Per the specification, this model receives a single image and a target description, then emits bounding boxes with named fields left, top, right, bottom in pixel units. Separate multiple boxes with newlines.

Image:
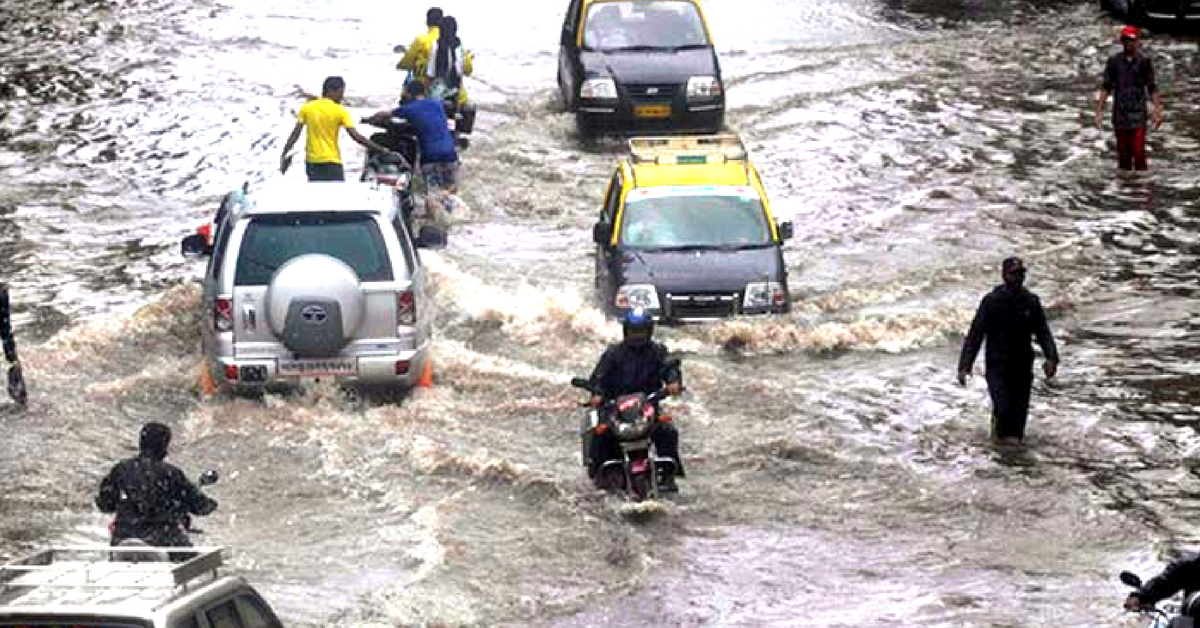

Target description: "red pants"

left=1114, top=127, right=1147, bottom=171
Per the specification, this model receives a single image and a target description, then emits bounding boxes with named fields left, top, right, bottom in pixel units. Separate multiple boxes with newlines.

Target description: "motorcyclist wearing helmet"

left=587, top=307, right=685, bottom=490
left=96, top=422, right=217, bottom=548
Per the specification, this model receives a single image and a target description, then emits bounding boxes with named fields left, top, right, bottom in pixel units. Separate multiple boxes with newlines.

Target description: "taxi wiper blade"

left=604, top=45, right=674, bottom=52
left=642, top=244, right=715, bottom=252
left=715, top=243, right=773, bottom=251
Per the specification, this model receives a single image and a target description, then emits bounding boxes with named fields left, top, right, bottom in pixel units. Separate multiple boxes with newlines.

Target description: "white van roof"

left=0, top=546, right=226, bottom=616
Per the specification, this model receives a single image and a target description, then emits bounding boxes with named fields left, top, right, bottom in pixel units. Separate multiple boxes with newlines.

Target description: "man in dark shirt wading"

left=958, top=257, right=1059, bottom=444
left=1094, top=25, right=1162, bottom=172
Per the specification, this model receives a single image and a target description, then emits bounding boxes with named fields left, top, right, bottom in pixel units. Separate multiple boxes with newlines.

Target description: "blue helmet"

left=622, top=307, right=654, bottom=344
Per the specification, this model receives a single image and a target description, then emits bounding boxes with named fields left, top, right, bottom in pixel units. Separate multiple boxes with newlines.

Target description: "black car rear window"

left=234, top=213, right=393, bottom=286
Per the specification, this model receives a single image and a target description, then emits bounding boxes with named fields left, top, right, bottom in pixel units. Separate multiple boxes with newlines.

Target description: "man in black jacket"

left=958, top=257, right=1059, bottom=444
left=1126, top=554, right=1200, bottom=612
left=96, top=422, right=217, bottom=548
left=588, top=308, right=684, bottom=489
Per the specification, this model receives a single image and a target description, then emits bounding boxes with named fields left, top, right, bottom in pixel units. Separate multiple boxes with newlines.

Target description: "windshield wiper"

left=716, top=243, right=773, bottom=251
left=604, top=45, right=675, bottom=52
left=642, top=243, right=771, bottom=252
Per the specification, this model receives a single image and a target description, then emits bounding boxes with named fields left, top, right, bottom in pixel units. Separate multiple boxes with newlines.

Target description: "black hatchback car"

left=1103, top=0, right=1200, bottom=22
left=557, top=0, right=725, bottom=138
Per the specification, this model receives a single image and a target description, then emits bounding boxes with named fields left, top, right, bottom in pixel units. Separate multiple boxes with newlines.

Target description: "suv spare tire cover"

left=265, top=254, right=365, bottom=358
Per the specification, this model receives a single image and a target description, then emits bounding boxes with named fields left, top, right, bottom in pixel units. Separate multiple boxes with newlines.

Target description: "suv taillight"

left=397, top=291, right=416, bottom=326
left=214, top=297, right=233, bottom=332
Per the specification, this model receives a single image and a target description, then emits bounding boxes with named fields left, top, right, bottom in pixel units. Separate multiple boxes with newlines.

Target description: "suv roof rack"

left=628, top=134, right=748, bottom=166
left=0, top=546, right=225, bottom=611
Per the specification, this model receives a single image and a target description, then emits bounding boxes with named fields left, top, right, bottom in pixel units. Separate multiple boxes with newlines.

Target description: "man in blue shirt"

left=370, top=80, right=459, bottom=191
left=369, top=80, right=460, bottom=226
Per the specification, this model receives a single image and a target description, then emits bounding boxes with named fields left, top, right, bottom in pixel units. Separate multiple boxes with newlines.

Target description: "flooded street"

left=3, top=0, right=1200, bottom=626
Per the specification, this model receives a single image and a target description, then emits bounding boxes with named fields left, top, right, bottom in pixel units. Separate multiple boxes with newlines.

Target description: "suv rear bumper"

left=212, top=347, right=429, bottom=390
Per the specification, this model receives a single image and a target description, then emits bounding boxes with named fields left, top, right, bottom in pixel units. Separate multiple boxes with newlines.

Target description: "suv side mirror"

left=592, top=222, right=612, bottom=246
left=416, top=225, right=447, bottom=249
left=181, top=233, right=212, bottom=257
left=778, top=221, right=794, bottom=241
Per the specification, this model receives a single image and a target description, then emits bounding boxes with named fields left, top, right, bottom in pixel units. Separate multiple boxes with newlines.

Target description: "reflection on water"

left=2, top=0, right=1200, bottom=626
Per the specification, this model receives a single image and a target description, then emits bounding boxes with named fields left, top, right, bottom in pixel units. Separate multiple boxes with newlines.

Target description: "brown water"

left=3, top=0, right=1200, bottom=626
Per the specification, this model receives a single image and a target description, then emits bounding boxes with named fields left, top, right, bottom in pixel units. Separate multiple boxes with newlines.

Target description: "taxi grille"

left=665, top=293, right=738, bottom=320
left=628, top=84, right=678, bottom=100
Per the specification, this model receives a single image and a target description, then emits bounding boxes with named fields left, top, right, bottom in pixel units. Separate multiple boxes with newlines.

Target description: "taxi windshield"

left=582, top=1, right=709, bottom=51
left=619, top=190, right=771, bottom=249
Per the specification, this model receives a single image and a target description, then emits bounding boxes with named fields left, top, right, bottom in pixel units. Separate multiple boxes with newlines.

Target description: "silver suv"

left=180, top=181, right=440, bottom=393
left=0, top=546, right=284, bottom=628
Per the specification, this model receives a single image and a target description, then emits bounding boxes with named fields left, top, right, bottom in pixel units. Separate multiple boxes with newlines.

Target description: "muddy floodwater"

left=3, top=0, right=1200, bottom=626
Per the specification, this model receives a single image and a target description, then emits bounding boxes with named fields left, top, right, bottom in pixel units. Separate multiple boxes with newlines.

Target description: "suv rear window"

left=233, top=213, right=394, bottom=285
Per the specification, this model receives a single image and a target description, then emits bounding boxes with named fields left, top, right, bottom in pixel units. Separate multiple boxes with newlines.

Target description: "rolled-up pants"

left=1115, top=126, right=1147, bottom=171
left=985, top=365, right=1034, bottom=440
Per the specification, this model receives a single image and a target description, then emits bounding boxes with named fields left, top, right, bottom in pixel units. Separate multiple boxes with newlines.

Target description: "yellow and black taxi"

left=557, top=0, right=724, bottom=138
left=592, top=135, right=793, bottom=323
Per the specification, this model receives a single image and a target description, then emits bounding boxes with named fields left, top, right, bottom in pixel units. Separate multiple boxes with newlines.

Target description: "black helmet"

left=138, top=422, right=171, bottom=460
left=621, top=307, right=654, bottom=347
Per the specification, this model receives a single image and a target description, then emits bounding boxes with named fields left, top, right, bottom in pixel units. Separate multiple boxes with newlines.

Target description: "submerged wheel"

left=629, top=473, right=651, bottom=501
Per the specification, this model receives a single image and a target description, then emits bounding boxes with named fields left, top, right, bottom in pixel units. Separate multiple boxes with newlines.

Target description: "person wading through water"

left=958, top=257, right=1060, bottom=445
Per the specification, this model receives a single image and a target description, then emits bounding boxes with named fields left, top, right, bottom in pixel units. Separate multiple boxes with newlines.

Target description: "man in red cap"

left=1094, top=25, right=1162, bottom=172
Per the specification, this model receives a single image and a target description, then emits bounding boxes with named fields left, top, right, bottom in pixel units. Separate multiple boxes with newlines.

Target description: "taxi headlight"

left=616, top=284, right=660, bottom=310
left=581, top=78, right=618, bottom=100
left=744, top=282, right=786, bottom=309
left=686, top=76, right=722, bottom=100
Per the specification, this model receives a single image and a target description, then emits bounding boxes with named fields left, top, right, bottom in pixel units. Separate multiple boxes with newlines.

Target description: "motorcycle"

left=1121, top=569, right=1200, bottom=628
left=358, top=117, right=418, bottom=231
left=109, top=469, right=219, bottom=563
left=570, top=364, right=681, bottom=501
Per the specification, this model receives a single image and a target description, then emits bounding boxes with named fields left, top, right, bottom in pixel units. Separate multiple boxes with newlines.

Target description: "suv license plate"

left=633, top=104, right=671, bottom=118
left=278, top=358, right=356, bottom=377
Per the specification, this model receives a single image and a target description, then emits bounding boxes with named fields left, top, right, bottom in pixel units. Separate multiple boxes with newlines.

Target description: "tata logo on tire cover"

left=301, top=305, right=328, bottom=324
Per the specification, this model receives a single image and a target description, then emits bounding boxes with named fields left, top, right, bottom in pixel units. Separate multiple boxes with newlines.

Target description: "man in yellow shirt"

left=279, top=76, right=391, bottom=181
left=396, top=7, right=442, bottom=83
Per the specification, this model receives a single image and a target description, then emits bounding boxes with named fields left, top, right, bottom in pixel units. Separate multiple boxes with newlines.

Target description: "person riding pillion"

left=397, top=7, right=443, bottom=81
left=425, top=15, right=473, bottom=108
left=96, top=422, right=217, bottom=548
left=587, top=307, right=685, bottom=489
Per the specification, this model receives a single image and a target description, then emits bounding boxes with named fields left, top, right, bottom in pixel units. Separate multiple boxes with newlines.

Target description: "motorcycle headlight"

left=743, top=282, right=786, bottom=309
left=616, top=415, right=652, bottom=440
left=580, top=78, right=618, bottom=100
left=686, top=76, right=722, bottom=100
left=615, top=284, right=660, bottom=310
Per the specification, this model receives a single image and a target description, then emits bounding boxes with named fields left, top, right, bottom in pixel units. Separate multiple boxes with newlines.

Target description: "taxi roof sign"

left=628, top=135, right=748, bottom=166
